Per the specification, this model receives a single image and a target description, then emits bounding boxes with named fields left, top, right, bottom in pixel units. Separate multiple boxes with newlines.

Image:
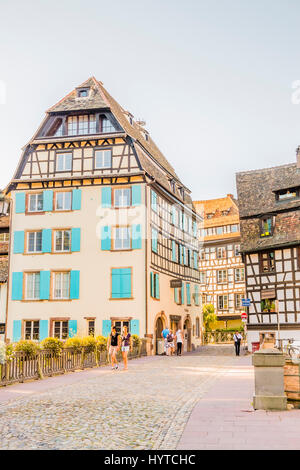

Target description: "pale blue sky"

left=1, top=0, right=300, bottom=199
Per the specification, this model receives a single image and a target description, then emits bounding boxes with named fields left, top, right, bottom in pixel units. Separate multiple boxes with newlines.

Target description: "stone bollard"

left=252, top=348, right=287, bottom=410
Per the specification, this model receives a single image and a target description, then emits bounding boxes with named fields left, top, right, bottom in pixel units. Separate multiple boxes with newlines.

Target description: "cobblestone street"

left=0, top=345, right=238, bottom=450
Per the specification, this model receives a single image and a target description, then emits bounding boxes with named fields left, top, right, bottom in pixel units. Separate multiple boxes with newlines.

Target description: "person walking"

left=175, top=326, right=183, bottom=356
left=167, top=329, right=175, bottom=355
left=161, top=326, right=170, bottom=355
left=107, top=326, right=121, bottom=370
left=233, top=331, right=243, bottom=356
left=121, top=325, right=132, bottom=371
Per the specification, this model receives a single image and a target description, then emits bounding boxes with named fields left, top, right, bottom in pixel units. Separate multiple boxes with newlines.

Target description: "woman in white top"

left=175, top=327, right=183, bottom=356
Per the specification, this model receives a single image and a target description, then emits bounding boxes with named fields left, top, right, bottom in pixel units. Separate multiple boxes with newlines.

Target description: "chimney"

left=296, top=146, right=300, bottom=168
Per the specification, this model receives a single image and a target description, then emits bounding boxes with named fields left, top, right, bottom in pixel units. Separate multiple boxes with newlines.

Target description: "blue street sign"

left=242, top=298, right=251, bottom=307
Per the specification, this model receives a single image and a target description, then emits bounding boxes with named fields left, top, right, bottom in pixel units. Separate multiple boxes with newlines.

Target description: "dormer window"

left=77, top=87, right=89, bottom=98
left=170, top=180, right=176, bottom=193
left=276, top=187, right=299, bottom=201
left=207, top=213, right=214, bottom=219
left=129, top=117, right=133, bottom=125
left=179, top=187, right=185, bottom=199
left=67, top=115, right=96, bottom=135
left=145, top=133, right=149, bottom=142
left=102, top=117, right=116, bottom=133
left=260, top=216, right=273, bottom=237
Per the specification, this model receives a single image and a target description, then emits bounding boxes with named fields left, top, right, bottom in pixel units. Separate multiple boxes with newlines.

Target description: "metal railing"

left=203, top=331, right=244, bottom=344
left=0, top=341, right=147, bottom=386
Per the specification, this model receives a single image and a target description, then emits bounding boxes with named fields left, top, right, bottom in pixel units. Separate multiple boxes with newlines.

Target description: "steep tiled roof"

left=48, top=77, right=182, bottom=185
left=236, top=163, right=300, bottom=218
left=193, top=195, right=239, bottom=228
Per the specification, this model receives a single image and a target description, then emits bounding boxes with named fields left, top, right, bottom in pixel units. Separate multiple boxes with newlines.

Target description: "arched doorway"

left=183, top=316, right=192, bottom=352
left=154, top=313, right=166, bottom=355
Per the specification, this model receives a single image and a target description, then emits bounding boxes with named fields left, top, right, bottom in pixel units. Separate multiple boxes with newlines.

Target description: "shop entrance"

left=183, top=317, right=192, bottom=352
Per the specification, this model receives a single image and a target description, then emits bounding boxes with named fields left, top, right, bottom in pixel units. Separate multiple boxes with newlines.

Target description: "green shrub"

left=40, top=337, right=63, bottom=356
left=131, top=334, right=140, bottom=349
left=6, top=344, right=14, bottom=360
left=95, top=335, right=107, bottom=352
left=81, top=336, right=97, bottom=353
left=64, top=337, right=83, bottom=352
left=14, top=340, right=40, bottom=357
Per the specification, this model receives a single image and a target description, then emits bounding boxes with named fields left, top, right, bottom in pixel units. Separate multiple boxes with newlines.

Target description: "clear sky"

left=1, top=0, right=300, bottom=200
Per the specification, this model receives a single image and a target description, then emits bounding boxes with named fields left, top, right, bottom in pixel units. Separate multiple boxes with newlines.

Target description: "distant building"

left=236, top=153, right=300, bottom=351
left=194, top=195, right=244, bottom=330
left=6, top=77, right=202, bottom=352
left=0, top=193, right=10, bottom=341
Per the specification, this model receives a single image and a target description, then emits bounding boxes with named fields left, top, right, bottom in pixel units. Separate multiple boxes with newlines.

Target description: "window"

left=261, top=298, right=276, bottom=313
left=25, top=273, right=40, bottom=300
left=114, top=227, right=131, bottom=250
left=0, top=233, right=9, bottom=242
left=261, top=216, right=273, bottom=237
left=113, top=320, right=129, bottom=335
left=200, top=250, right=205, bottom=260
left=102, top=117, right=116, bottom=133
left=67, top=115, right=97, bottom=135
left=78, top=89, right=88, bottom=98
left=218, top=295, right=228, bottom=310
left=55, top=191, right=72, bottom=211
left=54, top=321, right=69, bottom=340
left=55, top=230, right=71, bottom=252
left=277, top=188, right=298, bottom=201
left=28, top=193, right=43, bottom=213
left=88, top=320, right=95, bottom=336
left=152, top=228, right=158, bottom=253
left=216, top=227, right=223, bottom=235
left=231, top=224, right=239, bottom=233
left=260, top=251, right=275, bottom=273
left=27, top=231, right=42, bottom=253
left=114, top=188, right=131, bottom=208
left=170, top=180, right=176, bottom=193
left=235, top=268, right=245, bottom=282
left=196, top=318, right=200, bottom=337
left=235, top=294, right=243, bottom=309
left=95, top=149, right=112, bottom=169
left=151, top=190, right=158, bottom=213
left=217, top=246, right=226, bottom=259
left=25, top=320, right=40, bottom=340
left=199, top=271, right=206, bottom=284
left=56, top=153, right=72, bottom=172
left=234, top=245, right=240, bottom=256
left=53, top=272, right=70, bottom=299
left=217, top=270, right=227, bottom=283
left=150, top=272, right=160, bottom=299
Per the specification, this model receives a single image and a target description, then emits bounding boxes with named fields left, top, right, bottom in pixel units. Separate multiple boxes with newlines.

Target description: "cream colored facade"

left=6, top=77, right=202, bottom=352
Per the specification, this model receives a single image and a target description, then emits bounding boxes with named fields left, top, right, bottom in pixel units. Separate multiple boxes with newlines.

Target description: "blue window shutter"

left=172, top=240, right=176, bottom=262
left=102, top=320, right=111, bottom=337
left=13, top=231, right=25, bottom=254
left=186, top=283, right=191, bottom=305
left=171, top=206, right=176, bottom=225
left=152, top=228, right=158, bottom=253
left=43, top=190, right=53, bottom=212
left=72, top=189, right=82, bottom=210
left=193, top=221, right=197, bottom=238
left=181, top=282, right=185, bottom=305
left=132, top=185, right=142, bottom=206
left=69, top=320, right=77, bottom=338
left=15, top=192, right=25, bottom=213
left=150, top=271, right=154, bottom=297
left=71, top=228, right=81, bottom=252
left=194, top=251, right=198, bottom=269
left=121, top=268, right=132, bottom=298
left=39, top=320, right=49, bottom=340
left=130, top=319, right=140, bottom=336
left=12, top=272, right=23, bottom=300
left=179, top=245, right=183, bottom=264
left=101, top=226, right=111, bottom=250
left=183, top=246, right=187, bottom=265
left=112, top=269, right=121, bottom=298
left=40, top=271, right=50, bottom=300
left=70, top=271, right=80, bottom=299
left=12, top=320, right=22, bottom=342
left=132, top=224, right=142, bottom=249
left=42, top=229, right=52, bottom=253
left=101, top=187, right=111, bottom=208
left=155, top=274, right=160, bottom=299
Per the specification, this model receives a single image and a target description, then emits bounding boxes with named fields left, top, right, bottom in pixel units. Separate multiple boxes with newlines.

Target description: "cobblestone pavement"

left=0, top=345, right=240, bottom=450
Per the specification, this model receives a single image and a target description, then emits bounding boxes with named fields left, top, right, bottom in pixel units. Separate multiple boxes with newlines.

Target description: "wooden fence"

left=0, top=341, right=147, bottom=386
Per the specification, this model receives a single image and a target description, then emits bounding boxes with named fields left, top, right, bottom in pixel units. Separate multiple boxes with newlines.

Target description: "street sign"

left=241, top=312, right=247, bottom=320
left=242, top=298, right=251, bottom=307
left=170, top=279, right=182, bottom=288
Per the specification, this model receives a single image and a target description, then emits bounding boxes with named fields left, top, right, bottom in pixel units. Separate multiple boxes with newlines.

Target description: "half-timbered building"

left=194, top=195, right=244, bottom=329
left=236, top=157, right=300, bottom=351
left=6, top=77, right=202, bottom=353
left=0, top=193, right=10, bottom=341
